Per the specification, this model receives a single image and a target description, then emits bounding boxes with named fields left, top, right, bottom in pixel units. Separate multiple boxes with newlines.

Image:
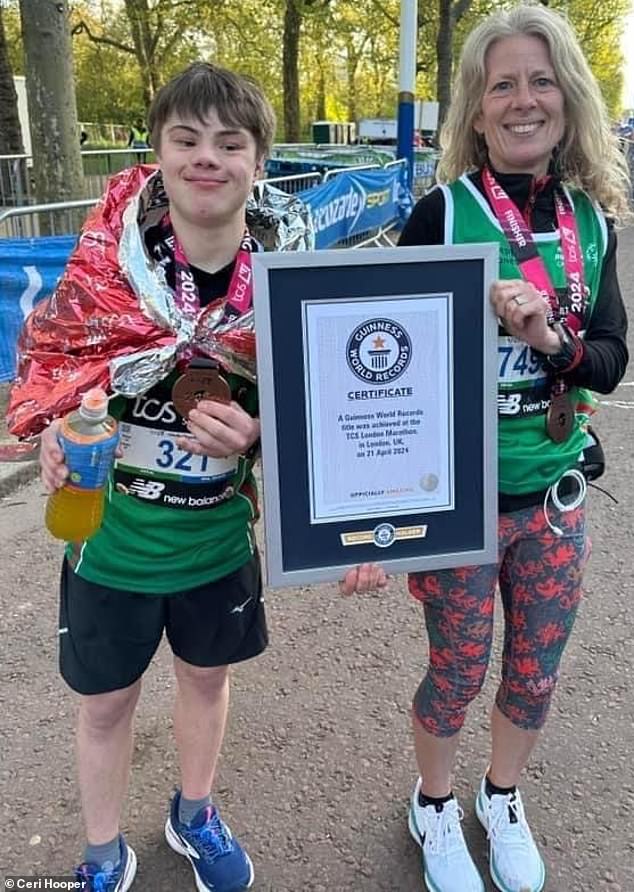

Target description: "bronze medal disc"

left=172, top=368, right=232, bottom=417
left=546, top=390, right=574, bottom=443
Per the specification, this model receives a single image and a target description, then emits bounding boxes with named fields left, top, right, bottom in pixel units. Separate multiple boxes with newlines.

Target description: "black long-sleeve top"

left=398, top=169, right=629, bottom=394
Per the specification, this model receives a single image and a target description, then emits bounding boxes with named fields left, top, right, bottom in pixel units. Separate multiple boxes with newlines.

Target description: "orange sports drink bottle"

left=45, top=388, right=120, bottom=541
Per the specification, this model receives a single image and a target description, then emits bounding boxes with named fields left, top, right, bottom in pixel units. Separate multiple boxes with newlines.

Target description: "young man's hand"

left=176, top=399, right=260, bottom=458
left=40, top=420, right=68, bottom=493
left=339, top=562, right=388, bottom=596
left=39, top=418, right=124, bottom=492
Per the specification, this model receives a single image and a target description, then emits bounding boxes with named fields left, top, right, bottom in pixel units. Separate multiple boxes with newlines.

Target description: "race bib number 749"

left=498, top=336, right=546, bottom=384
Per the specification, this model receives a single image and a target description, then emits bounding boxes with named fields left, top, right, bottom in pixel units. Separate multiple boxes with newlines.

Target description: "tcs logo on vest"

left=131, top=396, right=179, bottom=426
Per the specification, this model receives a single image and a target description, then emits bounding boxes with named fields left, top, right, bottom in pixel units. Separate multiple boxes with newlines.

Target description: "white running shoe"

left=475, top=777, right=546, bottom=892
left=408, top=778, right=485, bottom=892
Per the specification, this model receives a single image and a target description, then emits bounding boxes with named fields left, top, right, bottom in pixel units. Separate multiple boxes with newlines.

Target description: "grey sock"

left=179, top=793, right=212, bottom=826
left=83, top=835, right=121, bottom=869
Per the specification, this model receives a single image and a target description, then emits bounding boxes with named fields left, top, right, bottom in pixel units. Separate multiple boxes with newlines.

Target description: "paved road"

left=2, top=229, right=633, bottom=891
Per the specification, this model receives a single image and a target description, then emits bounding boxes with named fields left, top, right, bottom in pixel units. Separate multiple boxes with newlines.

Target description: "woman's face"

left=474, top=34, right=565, bottom=177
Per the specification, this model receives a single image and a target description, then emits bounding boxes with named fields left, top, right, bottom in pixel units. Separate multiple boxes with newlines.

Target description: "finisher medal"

left=172, top=365, right=232, bottom=418
left=546, top=389, right=574, bottom=443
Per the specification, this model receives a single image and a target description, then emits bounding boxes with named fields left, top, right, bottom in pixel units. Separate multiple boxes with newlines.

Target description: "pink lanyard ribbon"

left=162, top=214, right=253, bottom=323
left=482, top=167, right=586, bottom=332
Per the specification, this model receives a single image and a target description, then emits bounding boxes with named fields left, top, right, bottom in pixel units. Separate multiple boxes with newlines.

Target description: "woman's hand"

left=490, top=279, right=560, bottom=354
left=40, top=420, right=68, bottom=493
left=339, top=562, right=388, bottom=596
left=175, top=399, right=260, bottom=458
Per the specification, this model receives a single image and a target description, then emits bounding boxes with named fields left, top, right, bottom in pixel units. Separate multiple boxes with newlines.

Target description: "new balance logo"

left=498, top=393, right=522, bottom=416
left=128, top=479, right=166, bottom=500
left=230, top=597, right=252, bottom=614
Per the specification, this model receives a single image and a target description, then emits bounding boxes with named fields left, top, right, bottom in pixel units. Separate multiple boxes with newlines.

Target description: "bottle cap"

left=79, top=387, right=109, bottom=421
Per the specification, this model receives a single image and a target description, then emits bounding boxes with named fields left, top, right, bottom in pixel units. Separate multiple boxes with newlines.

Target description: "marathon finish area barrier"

left=0, top=167, right=413, bottom=381
left=298, top=165, right=411, bottom=250
left=0, top=235, right=76, bottom=381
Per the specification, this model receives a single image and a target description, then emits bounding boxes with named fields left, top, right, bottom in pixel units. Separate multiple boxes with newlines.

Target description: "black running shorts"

left=58, top=552, right=267, bottom=695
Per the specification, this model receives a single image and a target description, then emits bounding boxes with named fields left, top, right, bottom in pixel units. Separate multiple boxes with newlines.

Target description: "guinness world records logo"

left=373, top=523, right=396, bottom=547
left=346, top=318, right=412, bottom=383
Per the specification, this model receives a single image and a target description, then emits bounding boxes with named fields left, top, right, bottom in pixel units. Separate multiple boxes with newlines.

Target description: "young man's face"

left=155, top=108, right=263, bottom=229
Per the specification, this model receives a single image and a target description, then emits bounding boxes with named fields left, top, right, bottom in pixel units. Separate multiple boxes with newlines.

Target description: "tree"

left=201, top=0, right=285, bottom=140
left=326, top=2, right=372, bottom=123
left=73, top=35, right=144, bottom=126
left=283, top=0, right=302, bottom=141
left=360, top=0, right=438, bottom=119
left=0, top=5, right=23, bottom=156
left=7, top=0, right=629, bottom=165
left=71, top=0, right=223, bottom=111
left=0, top=4, right=25, bottom=205
left=554, top=0, right=629, bottom=118
left=282, top=0, right=333, bottom=141
left=435, top=0, right=472, bottom=135
left=19, top=0, right=84, bottom=221
left=72, top=0, right=160, bottom=108
left=0, top=2, right=23, bottom=74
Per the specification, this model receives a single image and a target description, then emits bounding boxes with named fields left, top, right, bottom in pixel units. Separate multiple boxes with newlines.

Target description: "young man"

left=9, top=62, right=385, bottom=892
left=10, top=61, right=275, bottom=892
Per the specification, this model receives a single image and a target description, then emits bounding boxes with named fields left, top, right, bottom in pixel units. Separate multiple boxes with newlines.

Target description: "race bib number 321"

left=113, top=422, right=239, bottom=510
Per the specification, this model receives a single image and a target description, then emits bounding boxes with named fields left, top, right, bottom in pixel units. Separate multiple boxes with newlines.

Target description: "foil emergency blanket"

left=8, top=165, right=313, bottom=438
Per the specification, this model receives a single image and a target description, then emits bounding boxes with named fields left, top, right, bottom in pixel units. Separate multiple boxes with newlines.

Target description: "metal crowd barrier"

left=323, top=162, right=381, bottom=181
left=333, top=223, right=398, bottom=249
left=0, top=155, right=29, bottom=208
left=0, top=149, right=155, bottom=208
left=0, top=158, right=416, bottom=240
left=0, top=144, right=439, bottom=231
left=264, top=171, right=321, bottom=194
left=0, top=199, right=97, bottom=238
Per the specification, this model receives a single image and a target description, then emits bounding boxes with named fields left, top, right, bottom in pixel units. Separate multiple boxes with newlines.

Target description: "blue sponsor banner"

left=0, top=236, right=75, bottom=382
left=298, top=167, right=411, bottom=250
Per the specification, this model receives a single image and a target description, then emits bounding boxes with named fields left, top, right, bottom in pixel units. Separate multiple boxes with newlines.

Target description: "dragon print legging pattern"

left=409, top=502, right=588, bottom=736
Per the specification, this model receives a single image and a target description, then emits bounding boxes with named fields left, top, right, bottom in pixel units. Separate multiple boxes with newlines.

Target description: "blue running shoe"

left=165, top=790, right=254, bottom=892
left=75, top=835, right=137, bottom=892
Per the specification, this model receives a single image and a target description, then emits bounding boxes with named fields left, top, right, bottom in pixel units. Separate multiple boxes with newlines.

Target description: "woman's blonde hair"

left=437, top=3, right=632, bottom=222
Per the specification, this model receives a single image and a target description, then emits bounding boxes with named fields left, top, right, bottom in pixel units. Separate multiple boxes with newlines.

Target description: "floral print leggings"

left=408, top=502, right=588, bottom=737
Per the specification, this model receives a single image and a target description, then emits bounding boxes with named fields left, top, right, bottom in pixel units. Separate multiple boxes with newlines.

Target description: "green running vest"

left=442, top=175, right=607, bottom=495
left=65, top=371, right=258, bottom=595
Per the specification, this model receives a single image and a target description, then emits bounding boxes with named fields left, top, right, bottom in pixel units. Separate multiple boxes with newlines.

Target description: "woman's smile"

left=474, top=34, right=565, bottom=177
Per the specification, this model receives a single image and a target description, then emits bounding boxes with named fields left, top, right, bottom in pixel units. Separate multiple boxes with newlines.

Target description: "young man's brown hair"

left=148, top=62, right=276, bottom=160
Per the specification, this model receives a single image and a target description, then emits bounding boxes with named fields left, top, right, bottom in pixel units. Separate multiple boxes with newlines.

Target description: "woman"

left=398, top=5, right=630, bottom=892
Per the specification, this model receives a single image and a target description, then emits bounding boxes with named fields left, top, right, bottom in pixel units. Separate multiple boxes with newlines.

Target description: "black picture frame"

left=252, top=244, right=499, bottom=587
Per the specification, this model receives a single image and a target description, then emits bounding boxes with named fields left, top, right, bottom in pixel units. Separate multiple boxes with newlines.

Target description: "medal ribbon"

left=161, top=214, right=253, bottom=322
left=482, top=167, right=583, bottom=439
left=482, top=166, right=586, bottom=333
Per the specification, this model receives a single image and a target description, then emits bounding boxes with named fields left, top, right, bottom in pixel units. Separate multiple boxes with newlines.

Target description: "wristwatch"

left=242, top=437, right=261, bottom=463
left=545, top=321, right=580, bottom=372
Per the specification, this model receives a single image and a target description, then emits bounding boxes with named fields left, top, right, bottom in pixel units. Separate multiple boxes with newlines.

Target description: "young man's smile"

left=156, top=109, right=262, bottom=228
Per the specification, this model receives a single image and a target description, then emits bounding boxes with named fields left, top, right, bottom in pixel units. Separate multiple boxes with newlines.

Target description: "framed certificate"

left=252, top=244, right=499, bottom=587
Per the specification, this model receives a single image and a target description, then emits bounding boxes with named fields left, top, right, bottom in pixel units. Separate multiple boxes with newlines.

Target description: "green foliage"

left=549, top=0, right=629, bottom=117
left=74, top=40, right=144, bottom=123
left=2, top=2, right=22, bottom=74
left=5, top=0, right=631, bottom=134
